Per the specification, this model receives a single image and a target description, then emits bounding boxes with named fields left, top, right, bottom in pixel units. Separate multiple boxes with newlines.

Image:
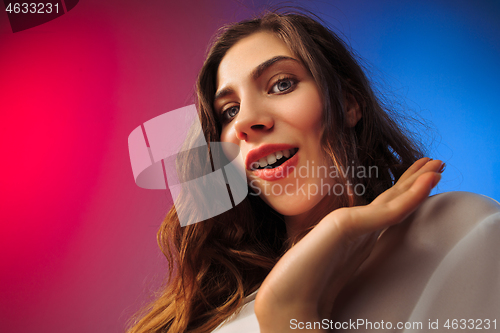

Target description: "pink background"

left=0, top=1, right=265, bottom=331
left=1, top=1, right=498, bottom=332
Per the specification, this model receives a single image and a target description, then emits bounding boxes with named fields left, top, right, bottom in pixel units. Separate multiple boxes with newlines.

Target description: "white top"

left=212, top=192, right=500, bottom=332
left=212, top=289, right=260, bottom=333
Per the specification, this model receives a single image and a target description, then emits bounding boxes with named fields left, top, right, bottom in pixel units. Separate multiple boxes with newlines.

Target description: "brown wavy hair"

left=127, top=10, right=424, bottom=333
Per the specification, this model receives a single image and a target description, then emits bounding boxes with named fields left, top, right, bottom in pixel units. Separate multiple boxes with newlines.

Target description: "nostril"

left=251, top=124, right=266, bottom=130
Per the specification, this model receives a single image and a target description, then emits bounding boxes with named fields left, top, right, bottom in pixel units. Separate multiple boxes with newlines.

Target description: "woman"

left=128, top=11, right=500, bottom=333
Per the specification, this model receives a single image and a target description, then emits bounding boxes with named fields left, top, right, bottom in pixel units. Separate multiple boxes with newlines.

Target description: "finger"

left=384, top=171, right=441, bottom=223
left=370, top=158, right=431, bottom=205
left=346, top=171, right=441, bottom=236
left=372, top=159, right=443, bottom=205
left=397, top=157, right=432, bottom=183
left=396, top=159, right=444, bottom=191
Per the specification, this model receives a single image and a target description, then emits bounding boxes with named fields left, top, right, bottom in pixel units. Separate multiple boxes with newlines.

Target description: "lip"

left=245, top=143, right=296, bottom=169
left=245, top=143, right=299, bottom=181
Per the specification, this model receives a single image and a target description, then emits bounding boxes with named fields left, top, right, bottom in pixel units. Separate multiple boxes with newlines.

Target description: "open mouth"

left=250, top=148, right=298, bottom=170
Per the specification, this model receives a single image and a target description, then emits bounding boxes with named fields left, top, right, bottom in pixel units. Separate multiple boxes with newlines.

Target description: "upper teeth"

left=255, top=149, right=296, bottom=169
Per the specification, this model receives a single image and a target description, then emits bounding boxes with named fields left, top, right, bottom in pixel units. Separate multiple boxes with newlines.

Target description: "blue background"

left=310, top=0, right=500, bottom=200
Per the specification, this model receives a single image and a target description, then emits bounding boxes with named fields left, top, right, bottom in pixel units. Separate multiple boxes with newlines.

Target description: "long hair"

left=128, top=10, right=423, bottom=333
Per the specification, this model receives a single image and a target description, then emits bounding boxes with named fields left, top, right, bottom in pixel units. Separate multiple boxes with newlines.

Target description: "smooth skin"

left=216, top=31, right=337, bottom=225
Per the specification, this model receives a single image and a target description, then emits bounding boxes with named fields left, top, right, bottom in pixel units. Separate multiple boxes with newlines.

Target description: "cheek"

left=220, top=126, right=236, bottom=144
left=286, top=86, right=323, bottom=133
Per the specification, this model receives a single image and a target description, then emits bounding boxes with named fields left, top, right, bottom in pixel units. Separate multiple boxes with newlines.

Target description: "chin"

left=259, top=193, right=327, bottom=217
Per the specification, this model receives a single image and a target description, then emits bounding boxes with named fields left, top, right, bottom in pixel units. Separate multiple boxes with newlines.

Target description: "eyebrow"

left=214, top=55, right=300, bottom=105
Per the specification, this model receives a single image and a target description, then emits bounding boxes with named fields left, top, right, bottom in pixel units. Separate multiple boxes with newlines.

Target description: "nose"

left=233, top=100, right=274, bottom=141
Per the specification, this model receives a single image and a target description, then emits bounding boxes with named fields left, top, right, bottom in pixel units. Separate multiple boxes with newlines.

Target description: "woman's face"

left=215, top=31, right=336, bottom=225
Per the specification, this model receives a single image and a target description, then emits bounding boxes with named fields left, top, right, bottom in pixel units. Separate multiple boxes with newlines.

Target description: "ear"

left=345, top=93, right=362, bottom=128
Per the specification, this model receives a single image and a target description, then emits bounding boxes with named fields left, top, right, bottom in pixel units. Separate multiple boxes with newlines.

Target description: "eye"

left=269, top=77, right=297, bottom=94
left=221, top=105, right=239, bottom=123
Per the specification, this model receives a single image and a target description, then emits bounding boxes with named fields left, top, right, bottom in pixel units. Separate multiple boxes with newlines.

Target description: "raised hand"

left=255, top=158, right=445, bottom=332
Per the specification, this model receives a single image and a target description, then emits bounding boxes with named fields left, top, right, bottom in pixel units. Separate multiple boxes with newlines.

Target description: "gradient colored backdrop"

left=1, top=1, right=499, bottom=332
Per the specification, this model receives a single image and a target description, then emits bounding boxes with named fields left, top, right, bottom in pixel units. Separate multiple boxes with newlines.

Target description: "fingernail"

left=439, top=162, right=446, bottom=173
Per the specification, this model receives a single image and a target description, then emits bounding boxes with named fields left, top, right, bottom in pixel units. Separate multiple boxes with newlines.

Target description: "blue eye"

left=277, top=80, right=292, bottom=91
left=222, top=105, right=239, bottom=122
left=270, top=77, right=297, bottom=94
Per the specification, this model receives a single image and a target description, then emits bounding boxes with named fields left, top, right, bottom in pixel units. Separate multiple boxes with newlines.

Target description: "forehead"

left=216, top=31, right=294, bottom=87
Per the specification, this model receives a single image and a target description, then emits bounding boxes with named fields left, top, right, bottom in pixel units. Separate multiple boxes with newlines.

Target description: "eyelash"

left=269, top=76, right=298, bottom=94
left=219, top=76, right=298, bottom=123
